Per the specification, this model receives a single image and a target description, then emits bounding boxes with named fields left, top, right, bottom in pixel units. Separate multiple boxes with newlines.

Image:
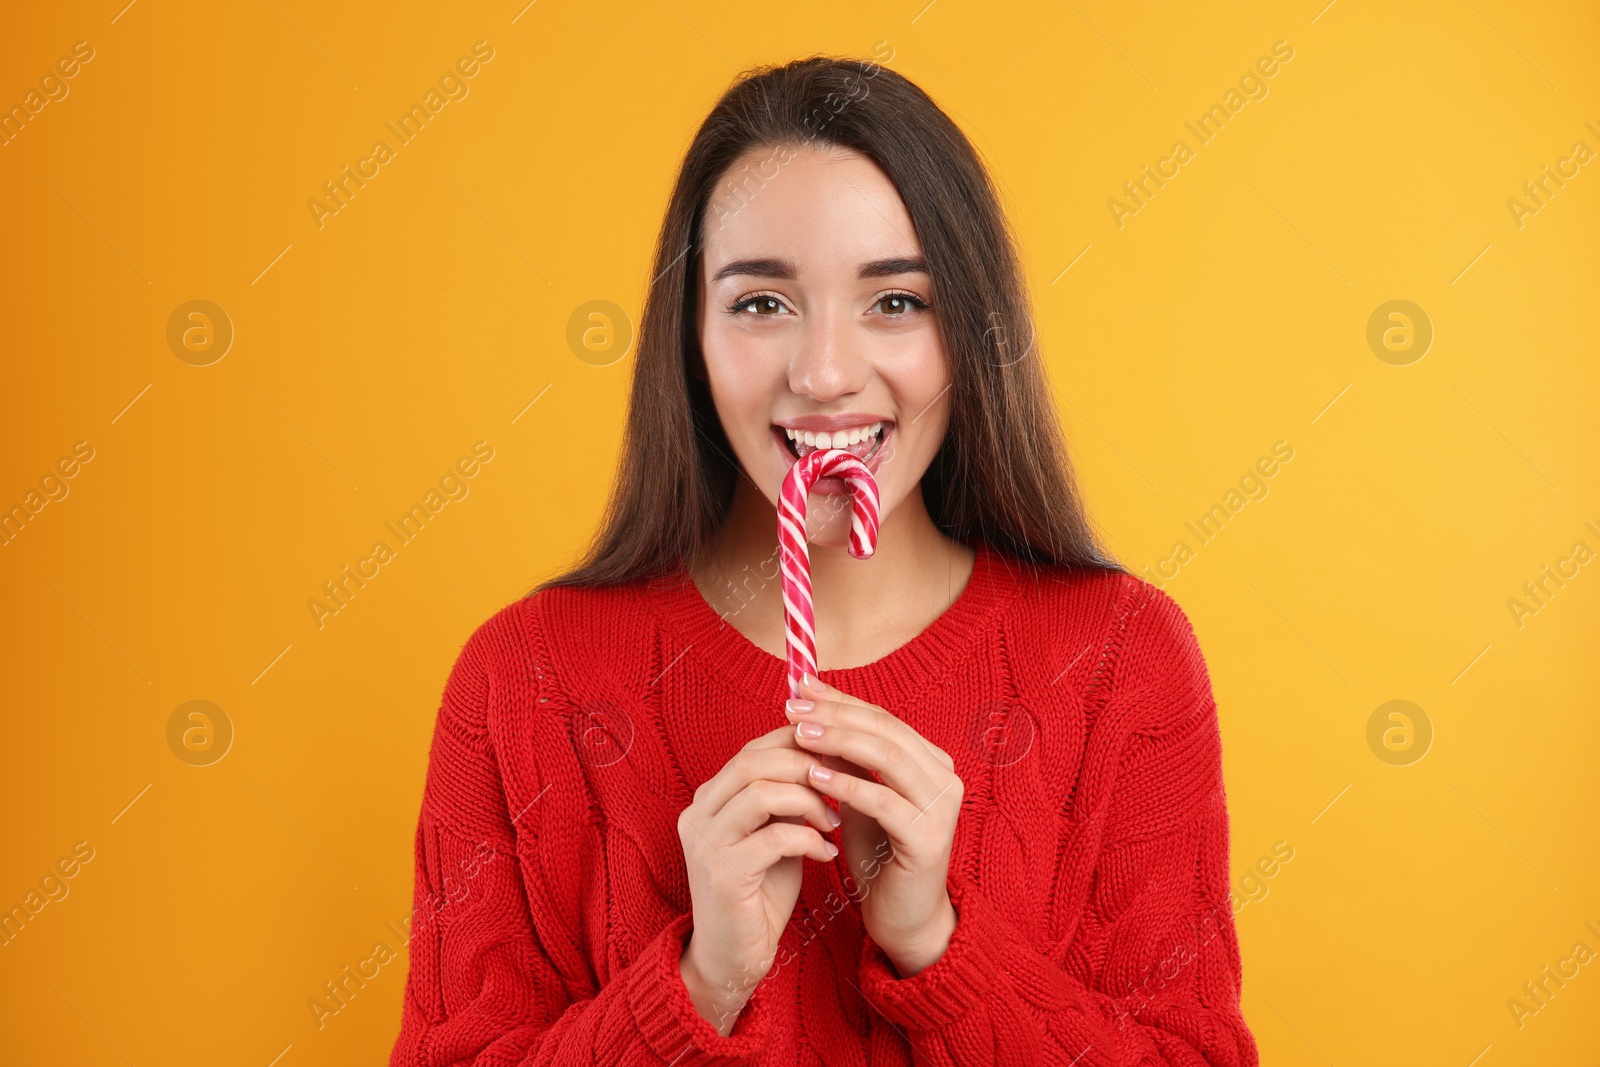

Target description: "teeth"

left=782, top=422, right=885, bottom=453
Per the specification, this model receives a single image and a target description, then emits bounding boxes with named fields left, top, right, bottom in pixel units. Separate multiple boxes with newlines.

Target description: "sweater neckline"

left=644, top=539, right=1019, bottom=706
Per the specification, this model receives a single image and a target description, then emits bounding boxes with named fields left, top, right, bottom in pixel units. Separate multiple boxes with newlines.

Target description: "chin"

left=804, top=488, right=892, bottom=546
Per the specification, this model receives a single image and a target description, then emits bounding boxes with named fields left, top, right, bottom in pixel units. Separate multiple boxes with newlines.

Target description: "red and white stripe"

left=777, top=449, right=881, bottom=700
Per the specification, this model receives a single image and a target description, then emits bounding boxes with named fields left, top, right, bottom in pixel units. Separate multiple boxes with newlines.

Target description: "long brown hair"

left=534, top=54, right=1124, bottom=594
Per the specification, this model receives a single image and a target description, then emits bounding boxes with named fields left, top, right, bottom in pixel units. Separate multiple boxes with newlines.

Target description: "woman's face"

left=695, top=145, right=951, bottom=549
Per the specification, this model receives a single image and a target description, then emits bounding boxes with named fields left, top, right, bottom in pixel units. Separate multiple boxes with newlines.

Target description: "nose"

left=788, top=304, right=869, bottom=402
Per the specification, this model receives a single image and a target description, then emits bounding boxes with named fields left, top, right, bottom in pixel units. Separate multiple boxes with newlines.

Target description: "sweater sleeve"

left=388, top=606, right=778, bottom=1067
left=855, top=584, right=1259, bottom=1066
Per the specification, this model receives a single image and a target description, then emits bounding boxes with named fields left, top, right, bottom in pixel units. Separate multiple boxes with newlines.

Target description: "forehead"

left=702, top=146, right=922, bottom=276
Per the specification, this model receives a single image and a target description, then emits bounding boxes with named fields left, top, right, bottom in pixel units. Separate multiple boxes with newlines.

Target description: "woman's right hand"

left=676, top=722, right=844, bottom=1034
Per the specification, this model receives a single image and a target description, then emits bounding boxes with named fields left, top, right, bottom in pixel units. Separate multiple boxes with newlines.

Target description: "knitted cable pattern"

left=388, top=540, right=1259, bottom=1066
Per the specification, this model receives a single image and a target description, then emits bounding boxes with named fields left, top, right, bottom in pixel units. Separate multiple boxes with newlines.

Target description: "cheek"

left=893, top=342, right=952, bottom=451
left=706, top=341, right=768, bottom=409
left=702, top=333, right=785, bottom=458
left=901, top=328, right=950, bottom=396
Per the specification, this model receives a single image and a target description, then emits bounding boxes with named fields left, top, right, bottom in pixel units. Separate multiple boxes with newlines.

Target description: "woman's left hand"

left=784, top=672, right=962, bottom=977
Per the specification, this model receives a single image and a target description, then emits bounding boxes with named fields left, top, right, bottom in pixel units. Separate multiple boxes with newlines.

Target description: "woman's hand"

left=783, top=672, right=963, bottom=977
left=676, top=722, right=850, bottom=1033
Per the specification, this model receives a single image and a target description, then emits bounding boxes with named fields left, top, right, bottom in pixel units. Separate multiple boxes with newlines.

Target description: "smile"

left=783, top=421, right=885, bottom=460
left=771, top=421, right=893, bottom=492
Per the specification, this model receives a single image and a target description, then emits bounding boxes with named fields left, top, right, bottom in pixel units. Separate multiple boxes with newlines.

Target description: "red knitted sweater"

left=388, top=540, right=1259, bottom=1066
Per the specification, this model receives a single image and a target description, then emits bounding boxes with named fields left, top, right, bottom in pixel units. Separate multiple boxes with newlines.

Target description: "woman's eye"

left=729, top=295, right=788, bottom=316
left=875, top=292, right=931, bottom=316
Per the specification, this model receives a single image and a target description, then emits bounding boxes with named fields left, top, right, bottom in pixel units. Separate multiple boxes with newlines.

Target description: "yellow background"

left=2, top=0, right=1597, bottom=1063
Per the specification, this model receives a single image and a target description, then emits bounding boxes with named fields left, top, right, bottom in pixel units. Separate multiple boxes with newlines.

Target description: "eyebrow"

left=709, top=255, right=928, bottom=283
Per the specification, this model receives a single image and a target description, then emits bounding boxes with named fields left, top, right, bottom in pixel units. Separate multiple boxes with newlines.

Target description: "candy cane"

left=777, top=448, right=881, bottom=700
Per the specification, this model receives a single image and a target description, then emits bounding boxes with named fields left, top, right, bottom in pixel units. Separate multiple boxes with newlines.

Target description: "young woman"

left=390, top=55, right=1258, bottom=1067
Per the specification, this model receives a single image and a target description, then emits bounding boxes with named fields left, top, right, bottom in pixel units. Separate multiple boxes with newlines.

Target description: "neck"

left=691, top=478, right=977, bottom=669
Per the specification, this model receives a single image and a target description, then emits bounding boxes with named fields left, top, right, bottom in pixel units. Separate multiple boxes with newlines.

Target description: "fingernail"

left=809, top=762, right=833, bottom=782
left=824, top=840, right=838, bottom=857
left=827, top=806, right=841, bottom=826
left=786, top=699, right=815, bottom=715
left=797, top=722, right=824, bottom=739
left=802, top=672, right=822, bottom=692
